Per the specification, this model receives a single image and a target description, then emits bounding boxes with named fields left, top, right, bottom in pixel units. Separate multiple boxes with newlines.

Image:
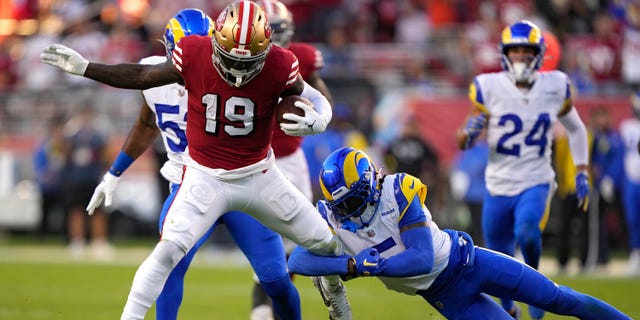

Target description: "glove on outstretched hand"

left=350, top=248, right=385, bottom=276
left=86, top=172, right=120, bottom=215
left=40, top=44, right=89, bottom=76
left=280, top=101, right=328, bottom=136
left=463, top=113, right=487, bottom=148
left=575, top=171, right=590, bottom=212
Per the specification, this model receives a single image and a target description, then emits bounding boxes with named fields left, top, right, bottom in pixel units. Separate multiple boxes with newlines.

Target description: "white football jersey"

left=139, top=56, right=188, bottom=184
left=620, top=117, right=640, bottom=182
left=470, top=71, right=572, bottom=195
left=325, top=174, right=451, bottom=294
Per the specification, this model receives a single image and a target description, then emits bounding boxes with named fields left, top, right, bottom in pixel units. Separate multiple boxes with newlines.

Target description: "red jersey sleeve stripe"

left=172, top=45, right=184, bottom=72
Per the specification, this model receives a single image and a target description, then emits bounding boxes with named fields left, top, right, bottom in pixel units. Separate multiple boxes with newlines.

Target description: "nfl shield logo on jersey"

left=366, top=229, right=375, bottom=238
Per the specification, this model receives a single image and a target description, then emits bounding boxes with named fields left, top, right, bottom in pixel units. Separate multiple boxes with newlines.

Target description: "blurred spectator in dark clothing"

left=320, top=19, right=359, bottom=78
left=450, top=138, right=488, bottom=246
left=383, top=117, right=440, bottom=208
left=536, top=0, right=599, bottom=39
left=62, top=106, right=111, bottom=260
left=33, top=114, right=67, bottom=240
left=553, top=131, right=589, bottom=275
left=590, top=106, right=626, bottom=267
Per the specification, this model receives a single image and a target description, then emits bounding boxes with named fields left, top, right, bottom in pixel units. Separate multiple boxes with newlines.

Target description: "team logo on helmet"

left=212, top=1, right=272, bottom=87
left=215, top=8, right=227, bottom=32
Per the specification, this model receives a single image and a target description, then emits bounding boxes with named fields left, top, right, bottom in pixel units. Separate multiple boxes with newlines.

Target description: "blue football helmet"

left=499, top=20, right=546, bottom=84
left=164, top=8, right=214, bottom=56
left=319, top=147, right=380, bottom=224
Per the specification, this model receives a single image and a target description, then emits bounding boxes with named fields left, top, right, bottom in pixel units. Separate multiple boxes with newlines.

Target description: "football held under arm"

left=280, top=79, right=333, bottom=136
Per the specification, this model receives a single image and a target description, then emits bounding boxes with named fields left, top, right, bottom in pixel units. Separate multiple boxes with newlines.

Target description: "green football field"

left=0, top=244, right=638, bottom=320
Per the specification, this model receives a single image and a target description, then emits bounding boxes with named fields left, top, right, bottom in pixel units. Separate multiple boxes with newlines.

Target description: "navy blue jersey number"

left=496, top=113, right=550, bottom=157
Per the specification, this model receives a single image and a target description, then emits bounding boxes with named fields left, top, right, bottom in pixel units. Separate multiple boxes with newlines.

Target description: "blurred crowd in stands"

left=1, top=0, right=638, bottom=94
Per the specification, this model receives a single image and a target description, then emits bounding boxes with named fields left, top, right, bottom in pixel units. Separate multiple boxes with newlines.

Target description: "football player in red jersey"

left=41, top=2, right=341, bottom=319
left=250, top=2, right=351, bottom=319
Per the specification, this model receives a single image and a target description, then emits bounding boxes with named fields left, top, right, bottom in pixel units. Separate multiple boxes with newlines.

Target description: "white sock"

left=121, top=241, right=185, bottom=320
left=323, top=275, right=341, bottom=288
left=121, top=256, right=170, bottom=320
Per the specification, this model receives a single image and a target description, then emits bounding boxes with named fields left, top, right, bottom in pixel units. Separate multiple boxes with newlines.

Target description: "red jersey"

left=172, top=35, right=299, bottom=170
left=271, top=42, right=324, bottom=157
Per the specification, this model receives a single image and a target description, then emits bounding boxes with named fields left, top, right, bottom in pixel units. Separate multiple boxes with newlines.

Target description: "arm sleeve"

left=558, top=107, right=589, bottom=167
left=287, top=246, right=352, bottom=276
left=379, top=196, right=434, bottom=277
left=301, top=80, right=332, bottom=124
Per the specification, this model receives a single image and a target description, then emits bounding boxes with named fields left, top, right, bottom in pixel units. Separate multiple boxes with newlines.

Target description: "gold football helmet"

left=212, top=0, right=272, bottom=87
left=257, top=0, right=294, bottom=47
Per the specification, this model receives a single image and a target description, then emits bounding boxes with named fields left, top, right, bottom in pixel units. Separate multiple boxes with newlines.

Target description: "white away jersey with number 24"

left=469, top=71, right=572, bottom=196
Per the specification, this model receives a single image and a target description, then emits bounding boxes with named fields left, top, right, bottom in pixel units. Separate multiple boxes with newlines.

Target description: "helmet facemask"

left=501, top=46, right=543, bottom=84
left=328, top=169, right=378, bottom=223
left=269, top=18, right=294, bottom=47
left=212, top=41, right=270, bottom=87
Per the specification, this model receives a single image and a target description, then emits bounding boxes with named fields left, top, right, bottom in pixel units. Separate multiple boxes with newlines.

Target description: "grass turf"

left=0, top=259, right=638, bottom=320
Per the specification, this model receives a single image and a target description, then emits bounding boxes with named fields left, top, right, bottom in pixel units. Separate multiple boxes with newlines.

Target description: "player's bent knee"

left=515, top=223, right=541, bottom=246
left=152, top=240, right=187, bottom=268
left=260, top=273, right=295, bottom=297
left=252, top=258, right=288, bottom=282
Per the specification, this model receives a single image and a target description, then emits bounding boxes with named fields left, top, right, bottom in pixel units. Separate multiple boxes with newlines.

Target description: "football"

left=276, top=95, right=310, bottom=124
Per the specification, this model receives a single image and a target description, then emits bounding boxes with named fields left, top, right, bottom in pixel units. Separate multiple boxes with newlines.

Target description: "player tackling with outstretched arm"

left=287, top=147, right=630, bottom=320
